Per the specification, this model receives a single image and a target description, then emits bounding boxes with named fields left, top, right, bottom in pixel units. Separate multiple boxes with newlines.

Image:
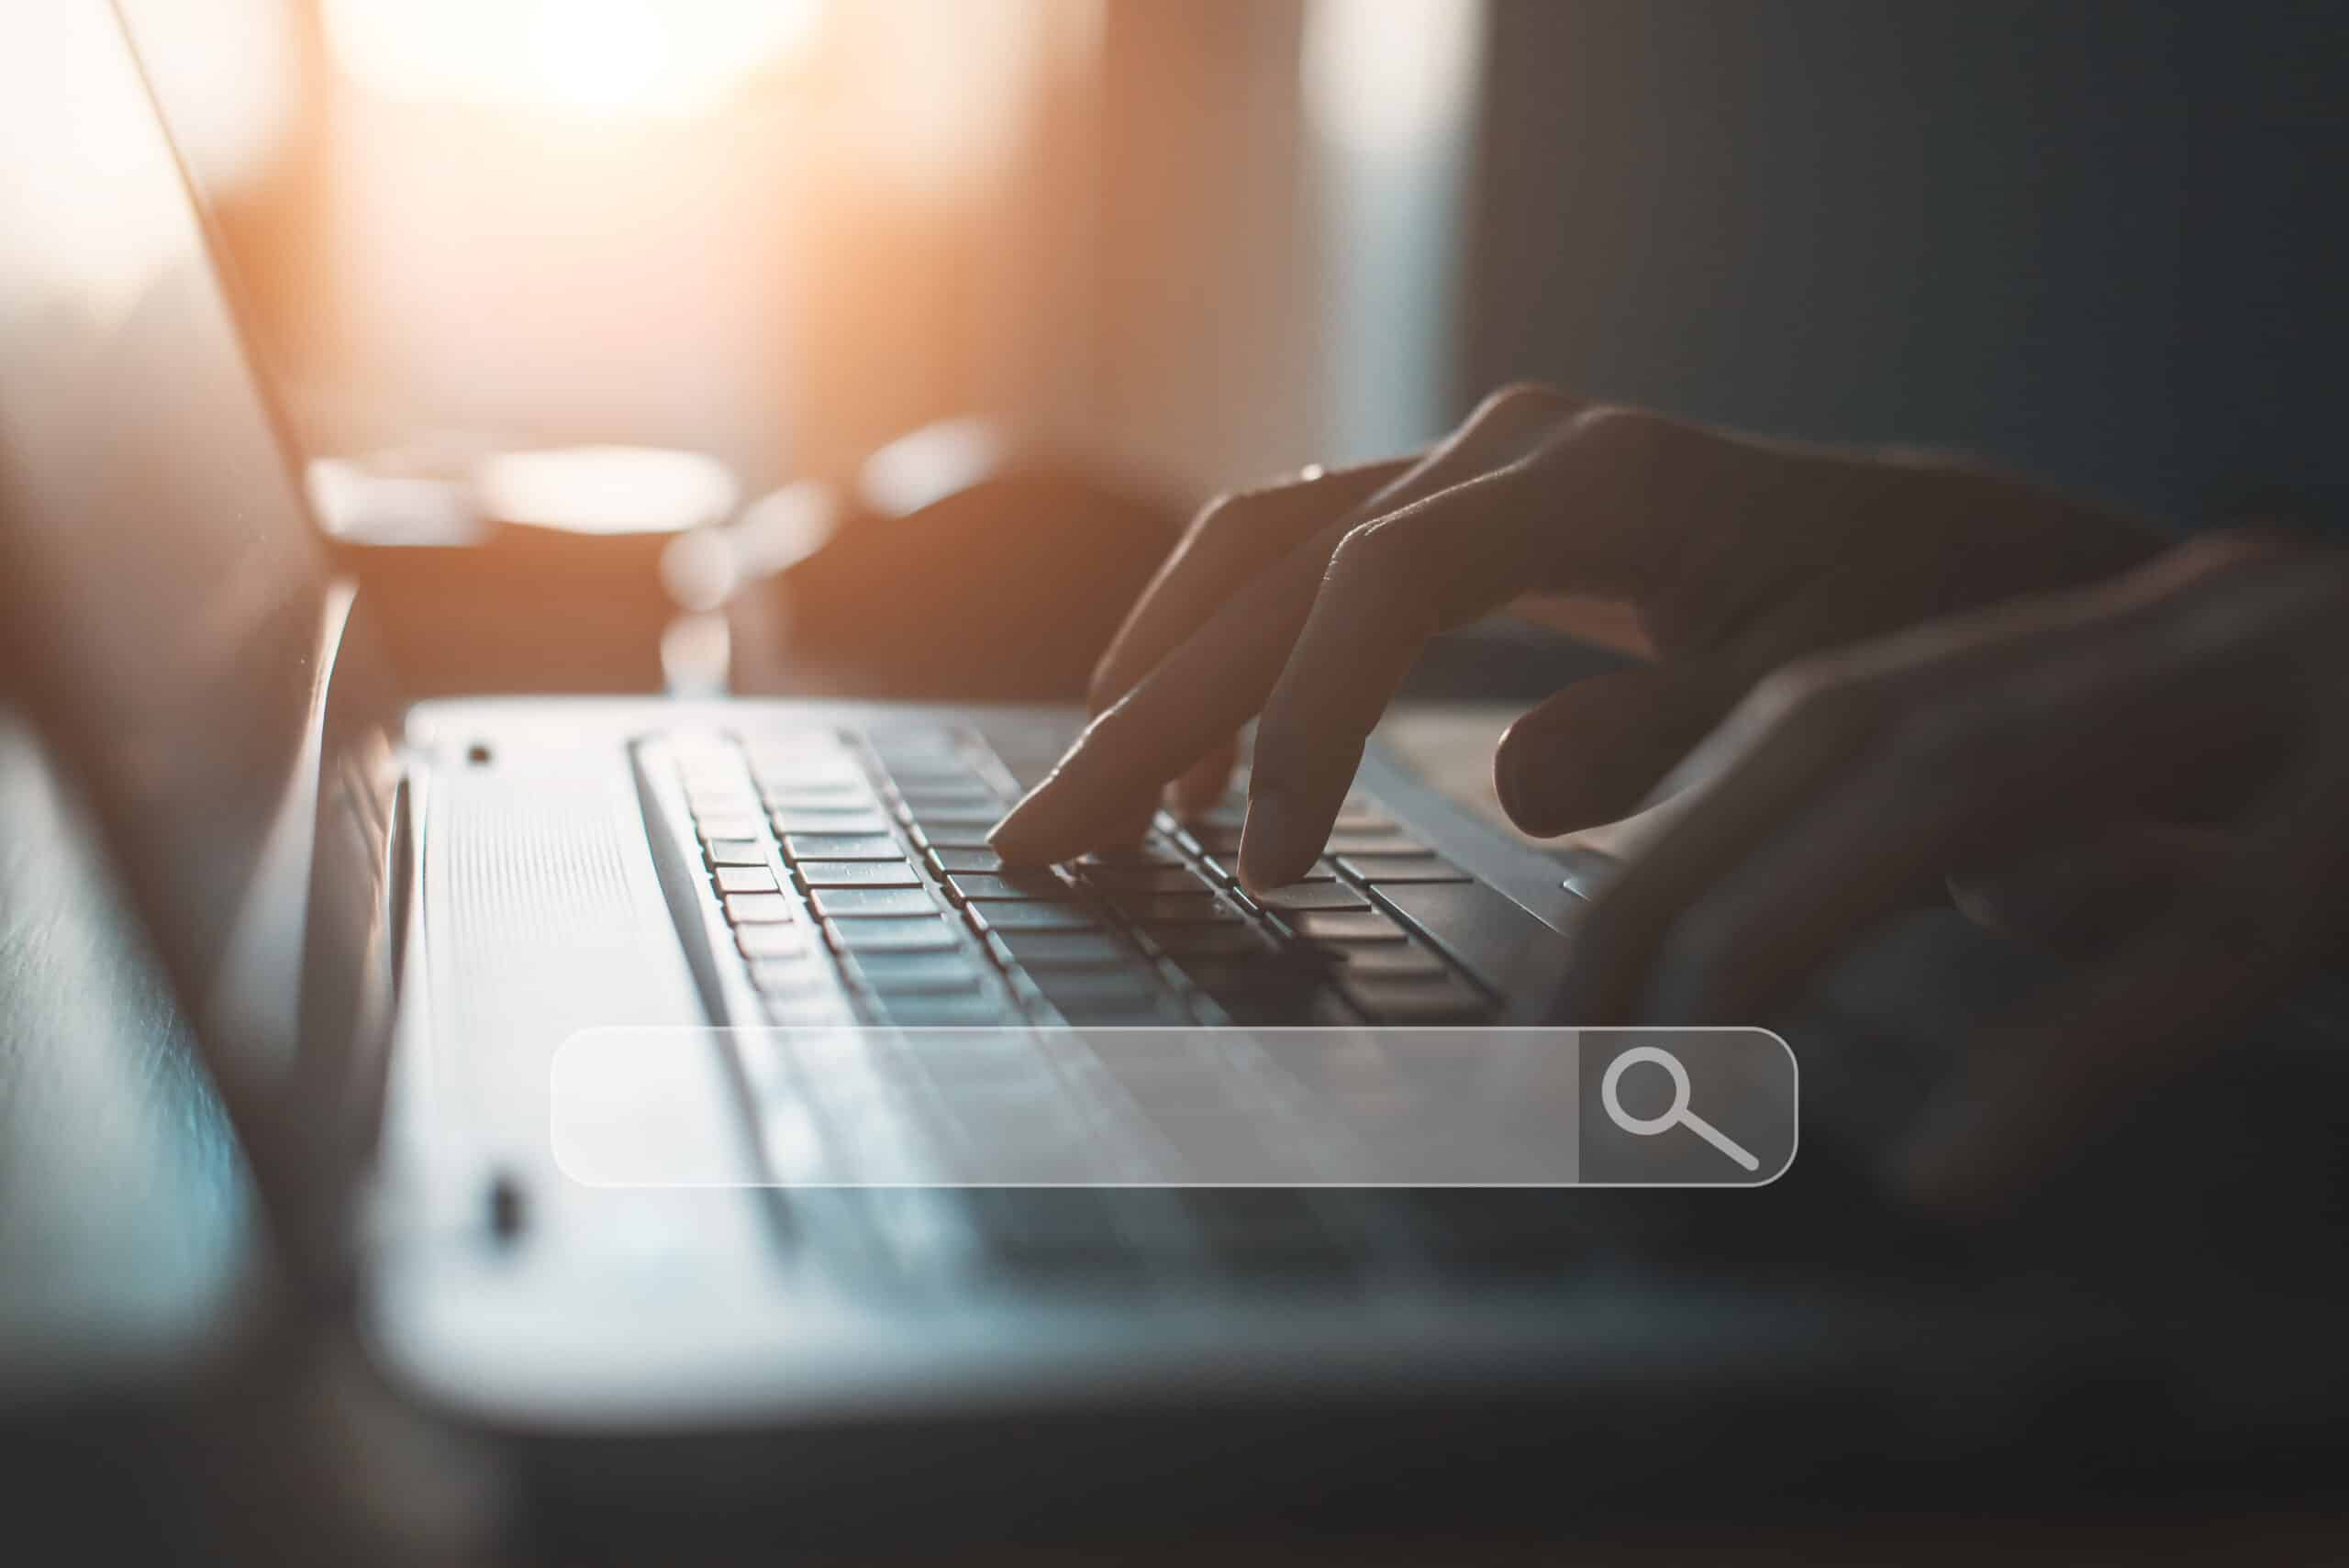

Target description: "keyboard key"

left=1318, top=941, right=1449, bottom=978
left=929, top=847, right=1004, bottom=874
left=713, top=865, right=779, bottom=895
left=1221, top=990, right=1353, bottom=1028
left=1029, top=968, right=1173, bottom=1011
left=895, top=783, right=1001, bottom=811
left=848, top=951, right=988, bottom=995
left=1200, top=855, right=1336, bottom=884
left=750, top=958, right=830, bottom=996
left=692, top=815, right=765, bottom=842
left=945, top=872, right=1073, bottom=903
left=1336, top=852, right=1469, bottom=884
left=706, top=839, right=769, bottom=866
left=1108, top=892, right=1238, bottom=924
left=901, top=806, right=1002, bottom=831
left=1177, top=955, right=1341, bottom=1003
left=1325, top=829, right=1428, bottom=857
left=737, top=924, right=808, bottom=960
left=966, top=901, right=1103, bottom=934
left=906, top=823, right=995, bottom=851
left=989, top=930, right=1141, bottom=969
left=796, top=860, right=922, bottom=888
left=1199, top=984, right=1356, bottom=1029
left=1184, top=825, right=1246, bottom=854
left=724, top=894, right=796, bottom=924
left=810, top=887, right=938, bottom=919
left=826, top=916, right=960, bottom=953
left=876, top=992, right=1016, bottom=1027
left=876, top=753, right=978, bottom=784
left=743, top=735, right=856, bottom=770
left=760, top=780, right=874, bottom=809
left=1143, top=924, right=1278, bottom=961
left=1286, top=909, right=1409, bottom=943
left=763, top=995, right=851, bottom=1026
left=1251, top=882, right=1371, bottom=912
left=1374, top=881, right=1565, bottom=995
left=1070, top=865, right=1205, bottom=894
left=751, top=761, right=866, bottom=792
left=784, top=834, right=903, bottom=862
left=772, top=811, right=892, bottom=837
left=1338, top=972, right=1494, bottom=1024
left=1052, top=994, right=1195, bottom=1026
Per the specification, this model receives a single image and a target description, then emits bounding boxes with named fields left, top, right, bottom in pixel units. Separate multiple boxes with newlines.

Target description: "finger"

left=1241, top=406, right=1806, bottom=886
left=1491, top=662, right=1746, bottom=838
left=1072, top=463, right=1412, bottom=848
left=993, top=385, right=1585, bottom=863
left=1552, top=545, right=2301, bottom=1025
left=1086, top=462, right=1417, bottom=717
left=1089, top=386, right=1584, bottom=717
left=1237, top=476, right=1497, bottom=886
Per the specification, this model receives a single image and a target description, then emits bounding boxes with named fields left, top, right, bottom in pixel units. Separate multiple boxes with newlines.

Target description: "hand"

left=1554, top=532, right=2349, bottom=1215
left=987, top=384, right=2160, bottom=884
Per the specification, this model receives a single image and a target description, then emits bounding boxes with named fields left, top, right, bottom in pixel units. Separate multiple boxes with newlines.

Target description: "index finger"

left=991, top=386, right=1585, bottom=862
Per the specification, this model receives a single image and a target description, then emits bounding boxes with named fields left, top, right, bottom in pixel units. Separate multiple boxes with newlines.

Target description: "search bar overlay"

left=552, top=1027, right=1795, bottom=1188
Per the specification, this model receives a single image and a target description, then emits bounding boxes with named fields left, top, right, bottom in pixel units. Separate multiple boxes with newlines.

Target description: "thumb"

left=1493, top=662, right=1745, bottom=838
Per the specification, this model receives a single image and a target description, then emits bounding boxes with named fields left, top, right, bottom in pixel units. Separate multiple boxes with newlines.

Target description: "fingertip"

left=986, top=777, right=1074, bottom=865
left=1491, top=719, right=1547, bottom=833
left=1237, top=787, right=1319, bottom=893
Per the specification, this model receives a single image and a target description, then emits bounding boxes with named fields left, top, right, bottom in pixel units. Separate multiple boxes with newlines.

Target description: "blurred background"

left=106, top=0, right=2343, bottom=530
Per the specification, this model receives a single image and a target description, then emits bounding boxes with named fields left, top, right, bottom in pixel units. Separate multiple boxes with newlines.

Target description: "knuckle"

left=1751, top=658, right=1847, bottom=723
left=1558, top=403, right=1674, bottom=463
left=1475, top=380, right=1571, bottom=417
left=1459, top=382, right=1576, bottom=442
left=1322, top=518, right=1412, bottom=600
left=1186, top=488, right=1264, bottom=545
left=1085, top=658, right=1119, bottom=715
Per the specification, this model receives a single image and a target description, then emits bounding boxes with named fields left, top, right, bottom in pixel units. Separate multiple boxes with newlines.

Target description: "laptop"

left=6, top=1, right=2344, bottom=1537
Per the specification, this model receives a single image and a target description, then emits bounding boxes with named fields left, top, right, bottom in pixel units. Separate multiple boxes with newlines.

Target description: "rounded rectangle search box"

left=551, top=1027, right=1796, bottom=1189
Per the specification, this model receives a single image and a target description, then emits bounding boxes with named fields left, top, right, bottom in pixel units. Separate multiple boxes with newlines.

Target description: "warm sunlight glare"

left=321, top=0, right=823, bottom=118
left=1301, top=0, right=1485, bottom=161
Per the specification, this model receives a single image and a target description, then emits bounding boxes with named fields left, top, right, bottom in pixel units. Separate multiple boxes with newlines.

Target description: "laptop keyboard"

left=652, top=723, right=1594, bottom=1292
left=670, top=724, right=1508, bottom=1031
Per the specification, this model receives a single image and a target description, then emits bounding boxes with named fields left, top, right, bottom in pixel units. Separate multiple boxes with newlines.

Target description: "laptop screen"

left=0, top=3, right=401, bottom=1162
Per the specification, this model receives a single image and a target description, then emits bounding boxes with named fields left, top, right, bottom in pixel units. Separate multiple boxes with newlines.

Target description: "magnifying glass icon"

left=1599, top=1045, right=1759, bottom=1172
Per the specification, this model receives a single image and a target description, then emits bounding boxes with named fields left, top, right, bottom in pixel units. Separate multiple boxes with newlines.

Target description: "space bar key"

left=1372, top=881, right=1568, bottom=1000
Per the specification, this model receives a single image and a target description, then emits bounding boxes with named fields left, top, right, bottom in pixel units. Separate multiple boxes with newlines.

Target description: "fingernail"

left=1495, top=727, right=1571, bottom=834
left=1238, top=787, right=1309, bottom=892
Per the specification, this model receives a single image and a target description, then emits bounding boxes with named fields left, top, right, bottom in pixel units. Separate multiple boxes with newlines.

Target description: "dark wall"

left=1458, top=1, right=2346, bottom=528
